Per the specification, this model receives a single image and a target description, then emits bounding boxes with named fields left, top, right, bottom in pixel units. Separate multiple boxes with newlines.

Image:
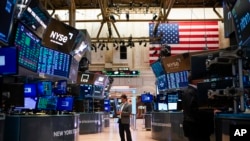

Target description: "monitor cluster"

left=1, top=80, right=77, bottom=114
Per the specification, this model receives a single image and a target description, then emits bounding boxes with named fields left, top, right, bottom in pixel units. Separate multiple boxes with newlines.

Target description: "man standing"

left=117, top=94, right=132, bottom=141
left=182, top=73, right=214, bottom=141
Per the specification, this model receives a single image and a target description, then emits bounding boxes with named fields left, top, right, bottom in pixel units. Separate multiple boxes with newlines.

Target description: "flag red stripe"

left=171, top=47, right=218, bottom=50
left=179, top=35, right=219, bottom=38
left=178, top=41, right=219, bottom=44
left=179, top=28, right=218, bottom=32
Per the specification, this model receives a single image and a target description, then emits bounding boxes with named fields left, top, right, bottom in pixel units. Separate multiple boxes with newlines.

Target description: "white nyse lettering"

left=234, top=129, right=247, bottom=136
left=68, top=33, right=73, bottom=39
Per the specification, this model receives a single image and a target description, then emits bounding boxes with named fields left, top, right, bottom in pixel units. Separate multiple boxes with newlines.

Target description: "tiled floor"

left=79, top=118, right=156, bottom=141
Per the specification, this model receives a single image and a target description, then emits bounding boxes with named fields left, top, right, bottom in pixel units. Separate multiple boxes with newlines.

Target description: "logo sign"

left=230, top=124, right=250, bottom=141
left=42, top=18, right=79, bottom=53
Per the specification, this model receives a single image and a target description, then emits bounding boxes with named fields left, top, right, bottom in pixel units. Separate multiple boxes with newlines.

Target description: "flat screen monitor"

left=42, top=18, right=79, bottom=54
left=150, top=59, right=165, bottom=78
left=54, top=80, right=67, bottom=95
left=67, top=84, right=80, bottom=96
left=19, top=0, right=51, bottom=38
left=157, top=74, right=167, bottom=91
left=168, top=93, right=179, bottom=111
left=37, top=47, right=71, bottom=78
left=24, top=83, right=37, bottom=97
left=80, top=84, right=93, bottom=98
left=104, top=99, right=110, bottom=105
left=158, top=103, right=168, bottom=111
left=231, top=0, right=250, bottom=46
left=167, top=73, right=177, bottom=89
left=1, top=83, right=24, bottom=107
left=37, top=81, right=52, bottom=96
left=141, top=94, right=153, bottom=103
left=15, top=97, right=37, bottom=110
left=56, top=97, right=74, bottom=111
left=36, top=96, right=58, bottom=111
left=0, top=0, right=17, bottom=45
left=0, top=47, right=18, bottom=75
left=94, top=75, right=107, bottom=86
left=157, top=94, right=167, bottom=103
left=15, top=22, right=41, bottom=72
left=93, top=85, right=104, bottom=98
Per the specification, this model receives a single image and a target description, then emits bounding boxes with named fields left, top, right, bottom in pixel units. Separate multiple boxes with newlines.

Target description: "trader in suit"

left=116, top=94, right=132, bottom=141
left=182, top=72, right=214, bottom=141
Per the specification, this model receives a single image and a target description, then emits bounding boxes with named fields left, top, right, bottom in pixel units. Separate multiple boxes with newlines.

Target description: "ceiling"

left=40, top=0, right=222, bottom=10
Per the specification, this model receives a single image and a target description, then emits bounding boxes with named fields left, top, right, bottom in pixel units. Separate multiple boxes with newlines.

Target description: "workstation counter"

left=4, top=114, right=79, bottom=141
left=215, top=113, right=250, bottom=141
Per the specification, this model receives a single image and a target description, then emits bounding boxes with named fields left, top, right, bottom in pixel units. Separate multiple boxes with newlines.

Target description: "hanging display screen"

left=15, top=22, right=41, bottom=72
left=0, top=0, right=17, bottom=45
left=42, top=18, right=79, bottom=54
left=37, top=46, right=71, bottom=78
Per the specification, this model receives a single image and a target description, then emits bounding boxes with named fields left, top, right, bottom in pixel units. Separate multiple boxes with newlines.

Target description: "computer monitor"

left=79, top=84, right=93, bottom=98
left=141, top=94, right=153, bottom=103
left=24, top=83, right=37, bottom=97
left=37, top=47, right=71, bottom=78
left=0, top=47, right=18, bottom=75
left=36, top=96, right=58, bottom=111
left=158, top=103, right=168, bottom=111
left=167, top=92, right=179, bottom=111
left=56, top=97, right=74, bottom=111
left=37, top=81, right=52, bottom=96
left=54, top=80, right=67, bottom=95
left=15, top=97, right=38, bottom=110
left=157, top=74, right=167, bottom=91
left=15, top=22, right=41, bottom=72
left=19, top=0, right=51, bottom=39
left=1, top=83, right=24, bottom=107
left=0, top=0, right=17, bottom=45
left=150, top=59, right=165, bottom=78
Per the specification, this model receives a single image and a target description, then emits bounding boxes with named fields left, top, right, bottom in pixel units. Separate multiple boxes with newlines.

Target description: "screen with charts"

left=150, top=60, right=165, bottom=78
left=37, top=81, right=52, bottom=96
left=232, top=0, right=250, bottom=46
left=19, top=0, right=51, bottom=38
left=168, top=93, right=179, bottom=111
left=37, top=46, right=71, bottom=78
left=157, top=74, right=167, bottom=91
left=15, top=22, right=41, bottom=72
left=37, top=96, right=58, bottom=111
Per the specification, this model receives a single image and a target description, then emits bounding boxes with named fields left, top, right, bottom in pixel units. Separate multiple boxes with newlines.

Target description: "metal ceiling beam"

left=62, top=18, right=222, bottom=23
left=69, top=0, right=76, bottom=27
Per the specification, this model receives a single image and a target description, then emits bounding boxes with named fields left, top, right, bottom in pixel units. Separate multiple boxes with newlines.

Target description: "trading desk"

left=215, top=113, right=250, bottom=141
left=0, top=115, right=4, bottom=141
left=151, top=112, right=188, bottom=141
left=78, top=112, right=105, bottom=134
left=4, top=114, right=79, bottom=141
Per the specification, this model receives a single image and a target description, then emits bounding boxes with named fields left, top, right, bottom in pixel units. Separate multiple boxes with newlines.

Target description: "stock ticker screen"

left=15, top=22, right=41, bottom=72
left=37, top=47, right=71, bottom=77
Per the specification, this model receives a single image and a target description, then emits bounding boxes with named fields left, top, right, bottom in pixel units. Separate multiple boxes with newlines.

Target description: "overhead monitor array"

left=0, top=0, right=92, bottom=81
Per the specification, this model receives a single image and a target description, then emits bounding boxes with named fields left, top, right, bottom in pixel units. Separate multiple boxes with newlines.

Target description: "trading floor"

left=79, top=118, right=156, bottom=141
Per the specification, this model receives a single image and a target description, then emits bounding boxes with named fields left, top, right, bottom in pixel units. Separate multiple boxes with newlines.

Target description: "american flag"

left=149, top=21, right=219, bottom=64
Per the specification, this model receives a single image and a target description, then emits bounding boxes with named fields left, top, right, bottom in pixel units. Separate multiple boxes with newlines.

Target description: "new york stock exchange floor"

left=79, top=118, right=156, bottom=141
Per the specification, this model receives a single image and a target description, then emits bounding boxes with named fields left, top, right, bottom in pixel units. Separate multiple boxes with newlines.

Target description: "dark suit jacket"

left=120, top=102, right=132, bottom=124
